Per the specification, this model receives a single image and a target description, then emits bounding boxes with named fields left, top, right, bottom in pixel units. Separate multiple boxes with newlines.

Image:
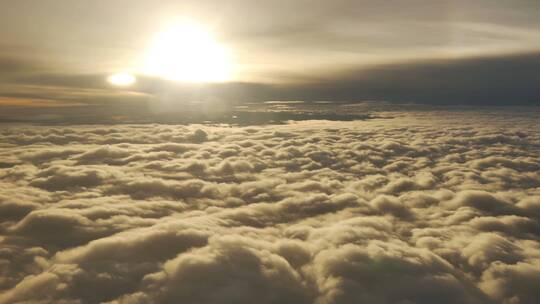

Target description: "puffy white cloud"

left=0, top=111, right=539, bottom=303
left=310, top=242, right=489, bottom=304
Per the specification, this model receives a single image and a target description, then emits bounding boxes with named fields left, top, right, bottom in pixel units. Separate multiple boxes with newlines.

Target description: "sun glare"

left=142, top=19, right=234, bottom=83
left=108, top=73, right=136, bottom=86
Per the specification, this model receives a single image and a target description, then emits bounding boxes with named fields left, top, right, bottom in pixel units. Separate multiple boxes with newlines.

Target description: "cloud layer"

left=1, top=110, right=539, bottom=303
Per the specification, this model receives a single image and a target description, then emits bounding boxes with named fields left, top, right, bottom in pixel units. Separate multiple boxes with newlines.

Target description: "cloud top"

left=0, top=110, right=539, bottom=303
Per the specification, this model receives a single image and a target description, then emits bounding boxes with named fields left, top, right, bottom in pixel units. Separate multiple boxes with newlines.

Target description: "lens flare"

left=108, top=73, right=136, bottom=86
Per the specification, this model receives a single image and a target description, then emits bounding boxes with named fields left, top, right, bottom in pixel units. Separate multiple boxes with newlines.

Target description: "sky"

left=1, top=0, right=540, bottom=121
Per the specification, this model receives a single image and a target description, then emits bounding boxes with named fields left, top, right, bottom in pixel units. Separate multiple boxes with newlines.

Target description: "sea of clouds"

left=0, top=108, right=539, bottom=304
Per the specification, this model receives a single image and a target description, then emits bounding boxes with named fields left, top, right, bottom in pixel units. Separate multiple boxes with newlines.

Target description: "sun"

left=142, top=19, right=234, bottom=83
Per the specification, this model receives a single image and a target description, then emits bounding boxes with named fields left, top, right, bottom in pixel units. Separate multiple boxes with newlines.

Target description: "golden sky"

left=1, top=0, right=540, bottom=115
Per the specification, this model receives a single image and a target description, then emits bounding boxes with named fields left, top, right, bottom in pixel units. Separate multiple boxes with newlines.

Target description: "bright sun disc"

left=108, top=73, right=136, bottom=86
left=143, top=20, right=234, bottom=82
